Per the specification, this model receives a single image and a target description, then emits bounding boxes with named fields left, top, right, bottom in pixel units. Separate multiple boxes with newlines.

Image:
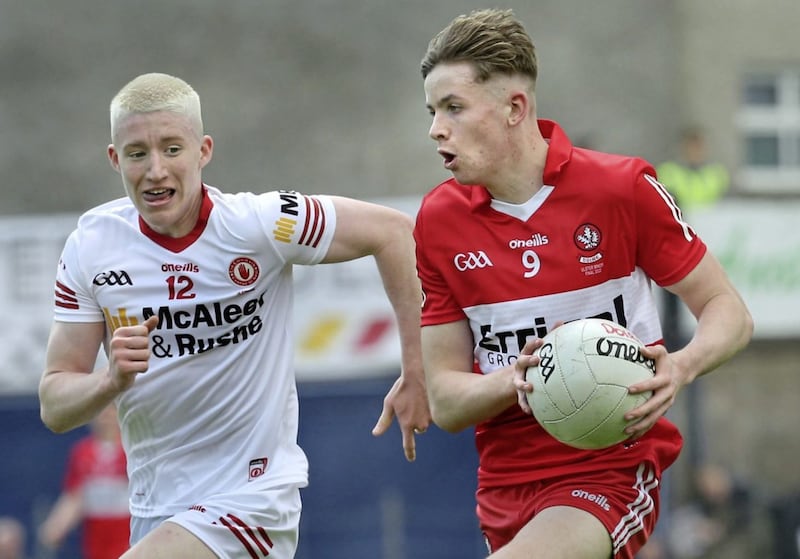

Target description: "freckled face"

left=108, top=111, right=213, bottom=238
left=424, top=62, right=512, bottom=187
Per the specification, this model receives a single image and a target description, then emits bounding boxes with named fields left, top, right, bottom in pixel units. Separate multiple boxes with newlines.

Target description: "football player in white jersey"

left=417, top=9, right=753, bottom=559
left=39, top=72, right=431, bottom=559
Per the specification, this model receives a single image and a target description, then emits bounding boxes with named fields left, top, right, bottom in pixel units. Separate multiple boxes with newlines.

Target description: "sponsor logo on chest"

left=96, top=256, right=268, bottom=358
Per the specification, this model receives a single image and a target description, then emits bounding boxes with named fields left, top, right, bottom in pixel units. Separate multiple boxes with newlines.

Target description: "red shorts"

left=477, top=462, right=661, bottom=559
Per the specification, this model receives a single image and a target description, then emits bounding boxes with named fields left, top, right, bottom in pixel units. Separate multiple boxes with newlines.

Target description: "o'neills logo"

left=162, top=262, right=199, bottom=273
left=596, top=338, right=655, bottom=373
left=572, top=489, right=611, bottom=511
left=229, top=257, right=260, bottom=286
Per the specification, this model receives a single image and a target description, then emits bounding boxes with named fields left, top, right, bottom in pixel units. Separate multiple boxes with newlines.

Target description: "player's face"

left=424, top=62, right=512, bottom=187
left=108, top=110, right=213, bottom=237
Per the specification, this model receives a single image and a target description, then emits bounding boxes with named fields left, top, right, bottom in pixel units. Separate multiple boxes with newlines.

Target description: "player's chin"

left=139, top=205, right=180, bottom=232
left=450, top=168, right=476, bottom=186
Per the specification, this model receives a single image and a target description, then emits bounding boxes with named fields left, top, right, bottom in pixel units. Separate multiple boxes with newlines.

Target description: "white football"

left=525, top=318, right=655, bottom=450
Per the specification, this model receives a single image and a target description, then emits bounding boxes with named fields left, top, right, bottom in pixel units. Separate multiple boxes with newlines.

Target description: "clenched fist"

left=107, top=315, right=159, bottom=393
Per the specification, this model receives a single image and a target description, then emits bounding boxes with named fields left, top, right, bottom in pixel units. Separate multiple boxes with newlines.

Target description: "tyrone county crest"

left=229, top=257, right=260, bottom=287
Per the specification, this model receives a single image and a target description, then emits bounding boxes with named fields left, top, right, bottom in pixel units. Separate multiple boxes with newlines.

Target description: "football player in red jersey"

left=416, top=9, right=752, bottom=558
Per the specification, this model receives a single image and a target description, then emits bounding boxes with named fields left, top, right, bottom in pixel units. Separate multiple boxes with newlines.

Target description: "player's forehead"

left=424, top=62, right=516, bottom=109
left=113, top=110, right=198, bottom=147
left=424, top=61, right=482, bottom=106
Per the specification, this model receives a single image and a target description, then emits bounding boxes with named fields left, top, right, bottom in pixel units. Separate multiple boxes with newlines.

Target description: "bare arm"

left=666, top=250, right=753, bottom=382
left=625, top=250, right=753, bottom=438
left=39, top=316, right=159, bottom=433
left=422, top=320, right=519, bottom=432
left=323, top=197, right=430, bottom=460
left=39, top=321, right=113, bottom=432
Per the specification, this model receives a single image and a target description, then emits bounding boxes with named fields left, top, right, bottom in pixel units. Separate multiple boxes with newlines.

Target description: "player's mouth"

left=438, top=149, right=456, bottom=170
left=142, top=188, right=176, bottom=205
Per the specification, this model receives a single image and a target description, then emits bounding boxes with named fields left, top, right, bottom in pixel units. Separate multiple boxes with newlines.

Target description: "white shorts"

left=131, top=484, right=302, bottom=558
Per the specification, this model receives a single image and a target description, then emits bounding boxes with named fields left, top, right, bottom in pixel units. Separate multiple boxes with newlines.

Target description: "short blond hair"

left=110, top=73, right=203, bottom=139
left=421, top=8, right=537, bottom=87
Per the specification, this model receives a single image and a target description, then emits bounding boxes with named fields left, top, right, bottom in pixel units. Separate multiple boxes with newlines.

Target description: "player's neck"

left=486, top=137, right=548, bottom=204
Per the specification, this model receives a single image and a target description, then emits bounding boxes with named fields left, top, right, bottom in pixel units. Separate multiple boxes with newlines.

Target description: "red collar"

left=138, top=185, right=213, bottom=253
left=469, top=119, right=573, bottom=210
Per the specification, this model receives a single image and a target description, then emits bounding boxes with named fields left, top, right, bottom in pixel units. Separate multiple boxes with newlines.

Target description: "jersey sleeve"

left=251, top=190, right=336, bottom=266
left=635, top=170, right=707, bottom=286
left=414, top=199, right=467, bottom=326
left=53, top=229, right=105, bottom=323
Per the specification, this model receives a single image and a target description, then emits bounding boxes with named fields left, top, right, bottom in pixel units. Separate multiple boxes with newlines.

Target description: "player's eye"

left=166, top=145, right=182, bottom=155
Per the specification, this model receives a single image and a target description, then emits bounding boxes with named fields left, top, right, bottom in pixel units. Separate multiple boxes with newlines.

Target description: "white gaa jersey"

left=53, top=185, right=335, bottom=518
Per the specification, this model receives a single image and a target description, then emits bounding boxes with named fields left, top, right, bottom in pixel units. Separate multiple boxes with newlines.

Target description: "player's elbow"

left=424, top=370, right=474, bottom=432
left=739, top=309, right=755, bottom=352
left=390, top=209, right=414, bottom=230
left=38, top=387, right=77, bottom=434
left=39, top=407, right=71, bottom=434
left=729, top=296, right=754, bottom=353
left=429, top=402, right=471, bottom=434
left=383, top=209, right=415, bottom=242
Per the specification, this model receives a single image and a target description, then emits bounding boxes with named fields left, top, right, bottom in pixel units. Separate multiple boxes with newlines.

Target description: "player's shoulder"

left=419, top=178, right=471, bottom=215
left=572, top=147, right=654, bottom=178
left=207, top=186, right=326, bottom=215
left=79, top=196, right=134, bottom=220
left=72, top=196, right=137, bottom=235
left=567, top=148, right=656, bottom=202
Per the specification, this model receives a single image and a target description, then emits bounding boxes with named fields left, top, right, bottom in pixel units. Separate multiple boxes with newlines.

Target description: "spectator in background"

left=655, top=126, right=730, bottom=211
left=0, top=517, right=26, bottom=559
left=655, top=126, right=731, bottom=351
left=38, top=404, right=130, bottom=559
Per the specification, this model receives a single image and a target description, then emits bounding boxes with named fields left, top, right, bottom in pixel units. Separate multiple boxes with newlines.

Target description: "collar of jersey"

left=470, top=119, right=572, bottom=212
left=138, top=184, right=214, bottom=253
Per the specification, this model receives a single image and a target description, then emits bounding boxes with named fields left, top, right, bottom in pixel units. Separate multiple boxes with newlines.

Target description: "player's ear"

left=199, top=135, right=214, bottom=169
left=107, top=144, right=121, bottom=173
left=508, top=90, right=529, bottom=126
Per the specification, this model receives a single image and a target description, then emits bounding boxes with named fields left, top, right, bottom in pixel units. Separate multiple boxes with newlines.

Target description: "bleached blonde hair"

left=109, top=73, right=203, bottom=140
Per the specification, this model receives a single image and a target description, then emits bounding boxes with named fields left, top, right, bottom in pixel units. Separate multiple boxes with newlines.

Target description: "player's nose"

left=145, top=152, right=169, bottom=181
left=429, top=113, right=449, bottom=141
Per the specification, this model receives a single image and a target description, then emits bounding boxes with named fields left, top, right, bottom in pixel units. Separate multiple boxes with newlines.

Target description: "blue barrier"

left=1, top=378, right=485, bottom=558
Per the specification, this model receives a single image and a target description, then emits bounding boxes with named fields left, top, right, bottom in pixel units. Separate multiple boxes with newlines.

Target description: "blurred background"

left=1, top=0, right=798, bottom=557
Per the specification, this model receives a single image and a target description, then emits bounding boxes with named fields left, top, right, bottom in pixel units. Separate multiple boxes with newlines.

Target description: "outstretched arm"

left=323, top=196, right=430, bottom=461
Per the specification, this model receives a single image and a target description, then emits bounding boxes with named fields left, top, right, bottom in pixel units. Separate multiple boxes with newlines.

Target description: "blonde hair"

left=110, top=73, right=203, bottom=139
left=421, top=8, right=537, bottom=87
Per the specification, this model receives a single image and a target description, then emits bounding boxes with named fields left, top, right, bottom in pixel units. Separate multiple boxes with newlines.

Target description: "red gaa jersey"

left=415, top=120, right=702, bottom=487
